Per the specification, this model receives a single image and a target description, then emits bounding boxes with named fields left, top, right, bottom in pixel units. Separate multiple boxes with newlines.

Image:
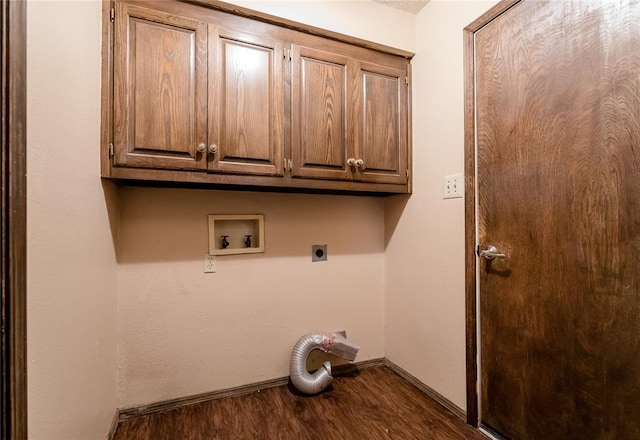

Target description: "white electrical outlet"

left=204, top=254, right=217, bottom=273
left=443, top=173, right=464, bottom=199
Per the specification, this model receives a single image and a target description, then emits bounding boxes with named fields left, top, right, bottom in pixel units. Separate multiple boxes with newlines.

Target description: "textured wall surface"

left=384, top=0, right=499, bottom=411
left=229, top=0, right=416, bottom=52
left=116, top=0, right=416, bottom=409
left=27, top=1, right=119, bottom=439
left=117, top=189, right=386, bottom=406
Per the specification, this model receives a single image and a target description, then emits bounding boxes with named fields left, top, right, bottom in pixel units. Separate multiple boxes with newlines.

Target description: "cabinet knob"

left=208, top=144, right=218, bottom=154
left=347, top=158, right=356, bottom=166
left=196, top=143, right=206, bottom=153
left=355, top=159, right=365, bottom=169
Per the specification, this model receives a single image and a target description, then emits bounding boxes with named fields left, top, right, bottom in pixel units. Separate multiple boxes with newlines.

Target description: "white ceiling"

left=372, top=0, right=429, bottom=15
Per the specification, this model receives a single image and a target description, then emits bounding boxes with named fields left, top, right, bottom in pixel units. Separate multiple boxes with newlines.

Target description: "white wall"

left=385, top=0, right=499, bottom=410
left=27, top=1, right=118, bottom=439
left=116, top=1, right=415, bottom=408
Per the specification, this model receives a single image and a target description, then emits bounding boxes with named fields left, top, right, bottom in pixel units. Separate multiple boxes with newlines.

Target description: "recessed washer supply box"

left=208, top=214, right=265, bottom=256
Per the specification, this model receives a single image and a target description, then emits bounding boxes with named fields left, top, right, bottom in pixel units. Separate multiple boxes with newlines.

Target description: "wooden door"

left=290, top=45, right=350, bottom=181
left=1, top=0, right=27, bottom=437
left=113, top=2, right=208, bottom=170
left=468, top=1, right=640, bottom=438
left=350, top=61, right=408, bottom=185
left=207, top=27, right=284, bottom=176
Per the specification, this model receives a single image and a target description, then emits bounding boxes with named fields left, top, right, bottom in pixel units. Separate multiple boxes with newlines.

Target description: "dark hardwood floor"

left=113, top=366, right=485, bottom=440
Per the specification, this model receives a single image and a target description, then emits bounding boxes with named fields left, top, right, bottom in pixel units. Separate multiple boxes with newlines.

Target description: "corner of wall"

left=383, top=0, right=500, bottom=412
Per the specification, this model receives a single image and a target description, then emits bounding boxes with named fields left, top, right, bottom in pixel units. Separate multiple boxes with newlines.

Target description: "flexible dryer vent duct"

left=289, top=332, right=360, bottom=395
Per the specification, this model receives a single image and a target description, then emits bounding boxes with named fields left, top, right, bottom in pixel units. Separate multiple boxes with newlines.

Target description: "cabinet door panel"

left=208, top=28, right=284, bottom=176
left=291, top=46, right=350, bottom=180
left=352, top=62, right=408, bottom=184
left=114, top=3, right=207, bottom=170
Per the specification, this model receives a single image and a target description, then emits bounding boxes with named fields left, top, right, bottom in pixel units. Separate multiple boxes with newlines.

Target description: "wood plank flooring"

left=113, top=366, right=485, bottom=440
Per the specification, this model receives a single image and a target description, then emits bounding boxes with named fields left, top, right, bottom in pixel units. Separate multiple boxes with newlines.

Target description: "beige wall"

left=117, top=189, right=385, bottom=405
left=116, top=1, right=415, bottom=408
left=27, top=1, right=118, bottom=439
left=228, top=0, right=416, bottom=52
left=385, top=0, right=499, bottom=410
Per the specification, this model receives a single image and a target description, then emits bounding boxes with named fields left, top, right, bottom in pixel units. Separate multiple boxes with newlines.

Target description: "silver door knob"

left=480, top=245, right=506, bottom=260
left=196, top=143, right=206, bottom=153
left=347, top=158, right=356, bottom=166
left=208, top=144, right=218, bottom=154
left=355, top=159, right=364, bottom=169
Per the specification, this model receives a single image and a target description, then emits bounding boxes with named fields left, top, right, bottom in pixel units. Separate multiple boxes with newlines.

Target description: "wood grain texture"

left=1, top=0, right=28, bottom=438
left=290, top=43, right=410, bottom=186
left=362, top=72, right=398, bottom=168
left=105, top=0, right=412, bottom=194
left=106, top=165, right=409, bottom=195
left=101, top=0, right=114, bottom=177
left=405, top=61, right=413, bottom=193
left=463, top=0, right=524, bottom=427
left=208, top=26, right=284, bottom=176
left=113, top=2, right=208, bottom=170
left=113, top=366, right=483, bottom=440
left=291, top=45, right=349, bottom=180
left=182, top=0, right=415, bottom=60
left=474, top=1, right=640, bottom=438
left=352, top=61, right=409, bottom=185
left=118, top=359, right=386, bottom=421
left=462, top=16, right=479, bottom=428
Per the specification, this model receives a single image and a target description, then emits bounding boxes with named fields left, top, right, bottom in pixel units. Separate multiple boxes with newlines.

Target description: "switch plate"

left=204, top=254, right=217, bottom=273
left=312, top=245, right=327, bottom=262
left=443, top=173, right=464, bottom=199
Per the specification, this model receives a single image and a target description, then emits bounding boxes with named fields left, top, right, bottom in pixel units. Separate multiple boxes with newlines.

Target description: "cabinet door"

left=208, top=28, right=284, bottom=176
left=113, top=3, right=208, bottom=170
left=351, top=61, right=409, bottom=184
left=290, top=45, right=350, bottom=180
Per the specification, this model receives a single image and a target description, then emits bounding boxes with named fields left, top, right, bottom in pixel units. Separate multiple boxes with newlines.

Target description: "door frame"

left=463, top=0, right=521, bottom=428
left=1, top=0, right=28, bottom=438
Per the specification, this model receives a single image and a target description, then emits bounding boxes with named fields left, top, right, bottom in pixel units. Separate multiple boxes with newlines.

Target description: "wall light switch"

left=443, top=173, right=464, bottom=199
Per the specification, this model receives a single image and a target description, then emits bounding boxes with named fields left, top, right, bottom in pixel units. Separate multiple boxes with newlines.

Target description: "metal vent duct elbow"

left=289, top=332, right=360, bottom=395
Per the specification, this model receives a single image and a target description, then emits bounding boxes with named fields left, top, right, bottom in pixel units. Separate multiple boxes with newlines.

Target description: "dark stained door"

left=2, top=0, right=27, bottom=437
left=474, top=1, right=640, bottom=438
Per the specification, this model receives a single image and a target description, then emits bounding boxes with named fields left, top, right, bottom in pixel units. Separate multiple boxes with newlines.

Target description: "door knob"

left=347, top=158, right=356, bottom=166
left=208, top=144, right=218, bottom=154
left=196, top=143, right=206, bottom=153
left=479, top=245, right=506, bottom=260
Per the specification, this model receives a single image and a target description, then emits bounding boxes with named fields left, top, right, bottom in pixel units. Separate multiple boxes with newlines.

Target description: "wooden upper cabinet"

left=104, top=0, right=413, bottom=194
left=290, top=45, right=350, bottom=180
left=290, top=45, right=409, bottom=185
left=208, top=28, right=284, bottom=176
left=113, top=3, right=208, bottom=170
left=351, top=61, right=408, bottom=185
